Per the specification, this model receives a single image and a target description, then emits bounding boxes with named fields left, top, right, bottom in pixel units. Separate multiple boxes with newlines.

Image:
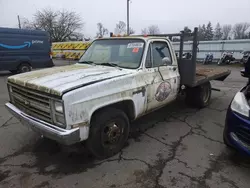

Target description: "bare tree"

left=115, top=21, right=126, bottom=35
left=141, top=28, right=148, bottom=35
left=222, top=24, right=232, bottom=40
left=233, top=22, right=250, bottom=39
left=22, top=8, right=83, bottom=42
left=96, top=23, right=108, bottom=38
left=141, top=25, right=160, bottom=35
left=129, top=27, right=135, bottom=35
left=148, top=25, right=160, bottom=35
left=20, top=18, right=34, bottom=29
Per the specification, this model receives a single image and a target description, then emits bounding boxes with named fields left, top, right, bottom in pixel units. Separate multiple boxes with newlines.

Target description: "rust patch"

left=8, top=65, right=88, bottom=83
left=78, top=121, right=89, bottom=127
left=196, top=66, right=229, bottom=77
left=133, top=87, right=146, bottom=97
left=195, top=66, right=231, bottom=83
left=7, top=64, right=89, bottom=96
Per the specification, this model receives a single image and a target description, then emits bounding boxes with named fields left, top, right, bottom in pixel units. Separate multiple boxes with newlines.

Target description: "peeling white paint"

left=132, top=92, right=146, bottom=117
left=7, top=37, right=183, bottom=143
left=8, top=64, right=134, bottom=96
left=79, top=126, right=89, bottom=140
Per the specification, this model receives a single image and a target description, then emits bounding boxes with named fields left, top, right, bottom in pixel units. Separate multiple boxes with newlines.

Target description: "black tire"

left=86, top=108, right=130, bottom=159
left=185, top=82, right=211, bottom=108
left=18, top=63, right=31, bottom=73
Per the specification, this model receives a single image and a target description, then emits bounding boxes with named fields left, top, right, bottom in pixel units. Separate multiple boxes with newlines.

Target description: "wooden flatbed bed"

left=194, top=65, right=231, bottom=87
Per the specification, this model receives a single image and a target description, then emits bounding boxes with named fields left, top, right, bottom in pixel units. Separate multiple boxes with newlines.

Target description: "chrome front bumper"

left=5, top=102, right=80, bottom=145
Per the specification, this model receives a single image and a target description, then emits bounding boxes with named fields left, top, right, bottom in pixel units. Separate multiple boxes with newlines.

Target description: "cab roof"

left=97, top=36, right=170, bottom=42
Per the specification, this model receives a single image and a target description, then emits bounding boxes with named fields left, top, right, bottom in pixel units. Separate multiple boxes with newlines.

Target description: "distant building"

left=173, top=39, right=250, bottom=60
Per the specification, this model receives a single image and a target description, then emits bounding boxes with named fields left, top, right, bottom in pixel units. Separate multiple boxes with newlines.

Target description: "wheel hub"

left=22, top=66, right=29, bottom=72
left=103, top=123, right=122, bottom=145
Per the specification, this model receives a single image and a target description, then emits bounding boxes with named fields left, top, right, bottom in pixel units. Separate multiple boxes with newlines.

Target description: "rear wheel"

left=86, top=108, right=130, bottom=159
left=185, top=82, right=211, bottom=108
left=18, top=63, right=31, bottom=73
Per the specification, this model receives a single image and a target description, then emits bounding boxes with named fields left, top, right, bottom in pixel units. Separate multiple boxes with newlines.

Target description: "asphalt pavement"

left=0, top=61, right=250, bottom=188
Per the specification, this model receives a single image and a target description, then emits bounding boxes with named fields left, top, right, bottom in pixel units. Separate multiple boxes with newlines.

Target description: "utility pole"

left=127, top=0, right=130, bottom=35
left=17, top=15, right=21, bottom=29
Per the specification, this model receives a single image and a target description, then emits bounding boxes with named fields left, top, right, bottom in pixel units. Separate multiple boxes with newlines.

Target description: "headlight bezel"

left=52, top=100, right=66, bottom=127
left=54, top=101, right=64, bottom=113
left=231, top=92, right=250, bottom=117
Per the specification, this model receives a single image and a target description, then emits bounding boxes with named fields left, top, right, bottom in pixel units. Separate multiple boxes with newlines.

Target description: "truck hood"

left=8, top=64, right=133, bottom=96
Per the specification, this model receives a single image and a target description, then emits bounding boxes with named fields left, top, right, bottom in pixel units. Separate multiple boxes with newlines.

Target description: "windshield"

left=79, top=39, right=145, bottom=69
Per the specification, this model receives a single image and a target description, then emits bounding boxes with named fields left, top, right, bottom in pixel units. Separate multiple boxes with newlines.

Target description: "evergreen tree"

left=198, top=24, right=206, bottom=41
left=204, top=21, right=213, bottom=41
left=213, top=23, right=223, bottom=40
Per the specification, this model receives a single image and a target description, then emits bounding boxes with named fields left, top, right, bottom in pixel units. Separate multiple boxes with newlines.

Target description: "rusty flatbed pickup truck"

left=5, top=28, right=230, bottom=158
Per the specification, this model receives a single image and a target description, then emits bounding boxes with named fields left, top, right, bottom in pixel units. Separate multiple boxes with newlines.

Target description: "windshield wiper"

left=79, top=61, right=96, bottom=65
left=99, top=62, right=119, bottom=67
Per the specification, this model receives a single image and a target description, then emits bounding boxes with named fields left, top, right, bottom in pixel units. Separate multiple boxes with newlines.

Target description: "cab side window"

left=152, top=42, right=172, bottom=67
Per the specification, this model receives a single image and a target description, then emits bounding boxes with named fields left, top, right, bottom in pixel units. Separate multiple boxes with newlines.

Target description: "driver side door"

left=145, top=40, right=179, bottom=112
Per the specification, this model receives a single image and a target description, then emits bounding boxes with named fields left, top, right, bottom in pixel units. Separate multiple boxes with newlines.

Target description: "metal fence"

left=172, top=39, right=250, bottom=61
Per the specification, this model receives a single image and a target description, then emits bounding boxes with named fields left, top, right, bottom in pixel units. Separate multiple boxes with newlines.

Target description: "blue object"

left=207, top=53, right=213, bottom=61
left=0, top=41, right=31, bottom=49
left=224, top=86, right=250, bottom=155
left=0, top=27, right=54, bottom=72
left=203, top=53, right=214, bottom=64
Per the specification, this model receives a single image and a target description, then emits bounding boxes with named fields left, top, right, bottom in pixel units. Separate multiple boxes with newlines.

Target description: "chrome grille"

left=10, top=84, right=53, bottom=124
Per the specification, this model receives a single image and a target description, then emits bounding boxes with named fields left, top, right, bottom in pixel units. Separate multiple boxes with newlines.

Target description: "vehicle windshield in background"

left=79, top=39, right=145, bottom=69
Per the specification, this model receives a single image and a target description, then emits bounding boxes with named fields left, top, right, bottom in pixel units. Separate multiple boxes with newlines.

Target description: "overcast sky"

left=1, top=0, right=250, bottom=37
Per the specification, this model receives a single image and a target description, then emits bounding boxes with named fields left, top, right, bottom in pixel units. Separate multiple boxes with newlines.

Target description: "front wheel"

left=18, top=63, right=32, bottom=73
left=185, top=82, right=211, bottom=108
left=86, top=108, right=130, bottom=159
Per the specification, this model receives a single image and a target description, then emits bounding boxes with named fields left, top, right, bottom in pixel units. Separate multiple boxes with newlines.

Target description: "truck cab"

left=5, top=29, right=231, bottom=159
left=82, top=36, right=180, bottom=113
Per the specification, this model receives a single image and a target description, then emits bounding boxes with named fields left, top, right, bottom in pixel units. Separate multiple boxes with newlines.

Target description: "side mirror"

left=162, top=57, right=171, bottom=66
